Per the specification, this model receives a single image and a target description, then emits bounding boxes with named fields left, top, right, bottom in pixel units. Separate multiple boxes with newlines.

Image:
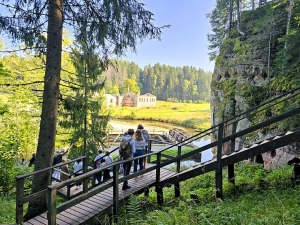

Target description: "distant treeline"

left=104, top=60, right=212, bottom=103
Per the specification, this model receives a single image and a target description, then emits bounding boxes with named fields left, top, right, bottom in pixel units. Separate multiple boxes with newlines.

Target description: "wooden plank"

left=81, top=201, right=101, bottom=211
left=24, top=218, right=44, bottom=225
left=58, top=211, right=82, bottom=225
left=76, top=203, right=97, bottom=214
left=56, top=213, right=77, bottom=225
left=94, top=192, right=113, bottom=204
left=84, top=199, right=104, bottom=208
left=34, top=215, right=48, bottom=224
left=63, top=208, right=90, bottom=223
left=84, top=199, right=102, bottom=208
left=55, top=216, right=71, bottom=225
left=68, top=206, right=91, bottom=217
left=93, top=192, right=112, bottom=203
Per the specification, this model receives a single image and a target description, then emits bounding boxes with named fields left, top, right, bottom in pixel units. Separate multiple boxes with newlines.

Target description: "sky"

left=123, top=0, right=216, bottom=72
left=0, top=1, right=216, bottom=72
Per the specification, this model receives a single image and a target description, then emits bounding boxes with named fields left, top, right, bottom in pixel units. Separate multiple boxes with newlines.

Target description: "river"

left=109, top=119, right=213, bottom=163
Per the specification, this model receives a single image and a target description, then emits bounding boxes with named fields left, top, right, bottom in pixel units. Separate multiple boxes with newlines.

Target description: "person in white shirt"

left=102, top=151, right=113, bottom=181
left=73, top=159, right=83, bottom=189
left=121, top=128, right=136, bottom=190
left=134, top=129, right=146, bottom=173
left=94, top=149, right=104, bottom=183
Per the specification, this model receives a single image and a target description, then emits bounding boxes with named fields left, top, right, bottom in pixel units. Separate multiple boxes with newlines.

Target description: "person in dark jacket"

left=28, top=153, right=36, bottom=167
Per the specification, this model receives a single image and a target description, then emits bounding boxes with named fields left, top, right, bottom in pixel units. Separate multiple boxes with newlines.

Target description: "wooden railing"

left=17, top=87, right=300, bottom=224
left=16, top=156, right=87, bottom=224
left=46, top=153, right=161, bottom=225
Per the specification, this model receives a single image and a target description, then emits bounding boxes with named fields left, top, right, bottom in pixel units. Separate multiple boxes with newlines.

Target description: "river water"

left=109, top=119, right=213, bottom=164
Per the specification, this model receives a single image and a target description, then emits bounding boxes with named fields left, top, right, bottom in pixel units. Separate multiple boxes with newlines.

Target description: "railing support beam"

left=112, top=164, right=120, bottom=223
left=16, top=177, right=24, bottom=224
left=216, top=123, right=224, bottom=199
left=47, top=187, right=57, bottom=225
left=156, top=152, right=164, bottom=204
left=174, top=145, right=181, bottom=197
left=228, top=121, right=237, bottom=184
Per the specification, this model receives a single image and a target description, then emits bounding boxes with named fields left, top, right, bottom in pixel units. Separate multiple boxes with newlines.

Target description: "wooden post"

left=144, top=187, right=149, bottom=197
left=157, top=186, right=164, bottom=205
left=156, top=152, right=163, bottom=204
left=228, top=121, right=237, bottom=184
left=16, top=177, right=24, bottom=224
left=47, top=187, right=57, bottom=225
left=112, top=164, right=119, bottom=222
left=216, top=123, right=224, bottom=199
left=147, top=140, right=152, bottom=163
left=92, top=159, right=96, bottom=187
left=174, top=145, right=181, bottom=197
left=67, top=184, right=71, bottom=199
left=83, top=157, right=88, bottom=193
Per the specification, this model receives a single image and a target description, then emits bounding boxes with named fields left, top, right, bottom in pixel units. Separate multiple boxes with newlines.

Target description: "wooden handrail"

left=15, top=156, right=87, bottom=224
left=18, top=86, right=300, bottom=224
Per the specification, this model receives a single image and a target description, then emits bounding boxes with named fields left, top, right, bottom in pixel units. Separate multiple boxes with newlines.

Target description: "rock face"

left=209, top=3, right=300, bottom=169
left=211, top=64, right=300, bottom=168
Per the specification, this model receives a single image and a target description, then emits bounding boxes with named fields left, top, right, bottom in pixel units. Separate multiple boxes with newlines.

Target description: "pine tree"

left=0, top=0, right=165, bottom=219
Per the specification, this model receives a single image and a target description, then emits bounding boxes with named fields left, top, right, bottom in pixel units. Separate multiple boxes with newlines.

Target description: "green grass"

left=2, top=162, right=299, bottom=225
left=0, top=195, right=16, bottom=224
left=120, top=162, right=300, bottom=225
left=109, top=101, right=211, bottom=131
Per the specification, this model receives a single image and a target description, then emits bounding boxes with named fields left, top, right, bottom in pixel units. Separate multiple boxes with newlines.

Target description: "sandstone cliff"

left=210, top=2, right=300, bottom=168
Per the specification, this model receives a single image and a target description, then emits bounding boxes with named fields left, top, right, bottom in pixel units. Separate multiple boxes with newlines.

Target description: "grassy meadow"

left=109, top=101, right=211, bottom=131
left=117, top=162, right=300, bottom=225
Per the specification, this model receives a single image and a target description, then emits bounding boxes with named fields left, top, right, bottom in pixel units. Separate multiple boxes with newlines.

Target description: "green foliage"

left=0, top=161, right=32, bottom=196
left=104, top=62, right=211, bottom=103
left=214, top=78, right=237, bottom=118
left=118, top=162, right=300, bottom=225
left=0, top=62, right=10, bottom=77
left=60, top=43, right=110, bottom=161
left=120, top=79, right=140, bottom=94
left=0, top=195, right=16, bottom=224
left=125, top=195, right=144, bottom=225
left=238, top=84, right=269, bottom=107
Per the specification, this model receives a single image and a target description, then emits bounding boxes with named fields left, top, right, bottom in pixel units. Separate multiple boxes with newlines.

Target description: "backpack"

left=119, top=138, right=132, bottom=159
left=142, top=129, right=149, bottom=143
left=96, top=158, right=106, bottom=168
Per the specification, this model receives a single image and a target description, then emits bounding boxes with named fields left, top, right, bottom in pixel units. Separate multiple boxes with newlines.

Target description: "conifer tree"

left=0, top=0, right=165, bottom=219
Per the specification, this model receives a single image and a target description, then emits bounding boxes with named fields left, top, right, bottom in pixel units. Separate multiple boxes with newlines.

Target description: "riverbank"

left=109, top=101, right=211, bottom=131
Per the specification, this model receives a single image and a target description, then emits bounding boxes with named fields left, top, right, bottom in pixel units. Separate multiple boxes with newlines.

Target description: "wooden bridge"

left=16, top=87, right=300, bottom=224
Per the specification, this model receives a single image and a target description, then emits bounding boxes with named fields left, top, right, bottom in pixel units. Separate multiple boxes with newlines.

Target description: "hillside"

left=210, top=1, right=300, bottom=168
left=118, top=162, right=299, bottom=225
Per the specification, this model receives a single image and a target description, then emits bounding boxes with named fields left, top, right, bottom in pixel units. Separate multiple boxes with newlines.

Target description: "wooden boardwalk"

left=16, top=88, right=300, bottom=225
left=23, top=164, right=176, bottom=225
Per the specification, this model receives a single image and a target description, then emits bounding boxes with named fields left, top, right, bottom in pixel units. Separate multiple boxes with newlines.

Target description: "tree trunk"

left=285, top=0, right=293, bottom=50
left=236, top=0, right=245, bottom=36
left=228, top=0, right=233, bottom=35
left=24, top=0, right=63, bottom=220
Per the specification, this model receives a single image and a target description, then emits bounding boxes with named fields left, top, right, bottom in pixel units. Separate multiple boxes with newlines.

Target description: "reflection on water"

left=164, top=136, right=214, bottom=169
left=193, top=136, right=213, bottom=163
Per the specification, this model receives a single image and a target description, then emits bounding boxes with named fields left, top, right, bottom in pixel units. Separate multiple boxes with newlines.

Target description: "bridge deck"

left=23, top=164, right=175, bottom=225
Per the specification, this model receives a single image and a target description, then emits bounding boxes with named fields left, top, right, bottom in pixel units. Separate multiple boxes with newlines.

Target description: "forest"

left=1, top=0, right=300, bottom=224
left=103, top=60, right=212, bottom=103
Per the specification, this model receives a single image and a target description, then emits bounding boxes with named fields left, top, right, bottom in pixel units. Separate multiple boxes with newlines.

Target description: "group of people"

left=93, top=149, right=113, bottom=183
left=26, top=123, right=150, bottom=191
left=52, top=148, right=83, bottom=189
left=121, top=124, right=149, bottom=190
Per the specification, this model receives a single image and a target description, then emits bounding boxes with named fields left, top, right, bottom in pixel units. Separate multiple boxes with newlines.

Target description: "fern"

left=125, top=195, right=144, bottom=225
